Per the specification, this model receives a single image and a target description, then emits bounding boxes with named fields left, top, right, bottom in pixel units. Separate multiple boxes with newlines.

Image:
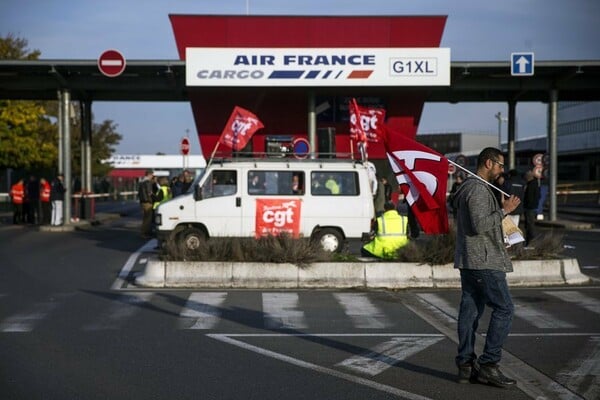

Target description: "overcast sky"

left=2, top=0, right=599, bottom=155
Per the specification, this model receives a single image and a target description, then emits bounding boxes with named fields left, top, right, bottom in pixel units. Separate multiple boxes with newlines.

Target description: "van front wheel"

left=178, top=227, right=206, bottom=250
left=313, top=228, right=344, bottom=253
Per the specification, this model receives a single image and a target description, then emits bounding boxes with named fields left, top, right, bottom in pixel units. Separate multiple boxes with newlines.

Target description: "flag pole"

left=448, top=159, right=510, bottom=197
left=206, top=140, right=221, bottom=170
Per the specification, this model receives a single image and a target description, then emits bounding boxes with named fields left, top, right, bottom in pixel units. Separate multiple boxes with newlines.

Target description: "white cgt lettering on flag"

left=388, top=150, right=441, bottom=206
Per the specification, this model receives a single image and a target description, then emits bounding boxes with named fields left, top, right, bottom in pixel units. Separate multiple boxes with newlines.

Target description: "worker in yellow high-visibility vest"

left=362, top=202, right=409, bottom=259
left=153, top=177, right=172, bottom=210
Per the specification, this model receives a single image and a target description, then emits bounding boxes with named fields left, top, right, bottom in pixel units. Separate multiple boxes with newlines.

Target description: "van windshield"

left=200, top=169, right=238, bottom=198
left=188, top=169, right=206, bottom=193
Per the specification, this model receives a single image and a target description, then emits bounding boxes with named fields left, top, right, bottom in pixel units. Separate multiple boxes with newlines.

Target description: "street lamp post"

left=495, top=111, right=508, bottom=149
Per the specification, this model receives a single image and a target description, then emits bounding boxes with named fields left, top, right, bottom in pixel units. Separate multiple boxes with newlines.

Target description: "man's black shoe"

left=477, top=363, right=516, bottom=388
left=457, top=362, right=478, bottom=384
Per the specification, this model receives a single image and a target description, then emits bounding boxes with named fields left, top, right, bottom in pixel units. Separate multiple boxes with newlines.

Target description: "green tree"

left=69, top=110, right=123, bottom=177
left=0, top=34, right=56, bottom=171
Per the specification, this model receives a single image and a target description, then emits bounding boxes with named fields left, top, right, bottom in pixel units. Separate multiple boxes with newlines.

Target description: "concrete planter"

left=135, top=257, right=589, bottom=289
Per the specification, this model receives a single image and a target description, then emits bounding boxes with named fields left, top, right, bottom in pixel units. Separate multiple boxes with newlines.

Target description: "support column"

left=61, top=89, right=72, bottom=225
left=548, top=89, right=558, bottom=222
left=57, top=90, right=64, bottom=175
left=507, top=100, right=516, bottom=171
left=81, top=100, right=93, bottom=193
left=307, top=91, right=316, bottom=159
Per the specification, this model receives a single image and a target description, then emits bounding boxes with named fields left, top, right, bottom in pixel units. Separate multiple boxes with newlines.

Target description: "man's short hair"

left=384, top=201, right=396, bottom=211
left=477, top=147, right=503, bottom=169
left=145, top=169, right=154, bottom=176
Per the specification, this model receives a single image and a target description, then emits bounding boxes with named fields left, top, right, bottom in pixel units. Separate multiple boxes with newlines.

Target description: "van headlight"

left=154, top=213, right=162, bottom=226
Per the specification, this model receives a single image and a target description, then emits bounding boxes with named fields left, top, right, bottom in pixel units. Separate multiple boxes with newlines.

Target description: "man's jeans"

left=456, top=269, right=514, bottom=366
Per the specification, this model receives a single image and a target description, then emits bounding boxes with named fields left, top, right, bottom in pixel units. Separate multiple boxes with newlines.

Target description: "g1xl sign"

left=186, top=48, right=450, bottom=87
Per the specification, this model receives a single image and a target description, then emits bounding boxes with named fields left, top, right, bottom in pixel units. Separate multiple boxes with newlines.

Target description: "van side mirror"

left=194, top=186, right=203, bottom=201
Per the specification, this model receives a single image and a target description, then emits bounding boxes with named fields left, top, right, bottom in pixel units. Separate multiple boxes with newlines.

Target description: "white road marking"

left=545, top=291, right=600, bottom=315
left=262, top=293, right=307, bottom=329
left=83, top=292, right=152, bottom=331
left=554, top=336, right=600, bottom=400
left=207, top=333, right=434, bottom=400
left=221, top=333, right=445, bottom=338
left=111, top=239, right=156, bottom=290
left=336, top=336, right=444, bottom=376
left=506, top=333, right=600, bottom=337
left=179, top=292, right=227, bottom=330
left=513, top=300, right=577, bottom=329
left=333, top=293, right=391, bottom=329
left=418, top=292, right=578, bottom=330
left=415, top=293, right=458, bottom=324
left=139, top=258, right=148, bottom=264
left=0, top=300, right=60, bottom=332
left=409, top=293, right=584, bottom=400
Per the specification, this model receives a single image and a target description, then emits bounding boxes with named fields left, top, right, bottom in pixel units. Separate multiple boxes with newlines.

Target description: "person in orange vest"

left=39, top=178, right=52, bottom=225
left=10, top=178, right=25, bottom=224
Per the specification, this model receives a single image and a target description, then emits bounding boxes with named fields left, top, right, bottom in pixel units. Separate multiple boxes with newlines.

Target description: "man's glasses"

left=491, top=159, right=505, bottom=168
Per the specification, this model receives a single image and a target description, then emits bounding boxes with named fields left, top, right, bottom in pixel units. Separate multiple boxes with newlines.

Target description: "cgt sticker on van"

left=255, top=199, right=302, bottom=238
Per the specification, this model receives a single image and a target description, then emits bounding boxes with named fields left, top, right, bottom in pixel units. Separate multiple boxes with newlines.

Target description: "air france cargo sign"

left=186, top=48, right=450, bottom=87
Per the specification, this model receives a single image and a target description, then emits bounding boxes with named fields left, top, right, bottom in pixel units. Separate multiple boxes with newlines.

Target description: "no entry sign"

left=180, top=137, right=190, bottom=155
left=97, top=49, right=126, bottom=77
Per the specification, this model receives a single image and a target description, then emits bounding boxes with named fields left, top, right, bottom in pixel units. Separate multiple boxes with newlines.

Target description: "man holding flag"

left=451, top=147, right=521, bottom=388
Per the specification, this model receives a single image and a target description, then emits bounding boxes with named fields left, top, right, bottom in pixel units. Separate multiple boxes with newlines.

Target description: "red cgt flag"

left=383, top=126, right=449, bottom=234
left=219, top=106, right=264, bottom=151
left=349, top=98, right=386, bottom=144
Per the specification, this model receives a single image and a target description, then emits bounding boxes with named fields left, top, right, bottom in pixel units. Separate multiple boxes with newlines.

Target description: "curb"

left=135, top=258, right=590, bottom=289
left=536, top=220, right=594, bottom=230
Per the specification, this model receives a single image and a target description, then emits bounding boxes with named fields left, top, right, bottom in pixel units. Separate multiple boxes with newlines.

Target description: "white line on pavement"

left=221, top=333, right=445, bottom=337
left=0, top=293, right=71, bottom=333
left=207, top=333, right=434, bottom=400
left=333, top=293, right=392, bottom=329
left=336, top=336, right=444, bottom=376
left=545, top=291, right=600, bottom=315
left=179, top=292, right=227, bottom=330
left=513, top=300, right=577, bottom=329
left=83, top=292, right=152, bottom=331
left=554, top=336, right=600, bottom=400
left=0, top=301, right=58, bottom=332
left=262, top=293, right=307, bottom=329
left=111, top=239, right=156, bottom=290
left=408, top=293, right=585, bottom=400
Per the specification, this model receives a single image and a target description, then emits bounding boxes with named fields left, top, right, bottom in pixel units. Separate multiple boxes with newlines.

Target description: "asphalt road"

left=0, top=211, right=599, bottom=400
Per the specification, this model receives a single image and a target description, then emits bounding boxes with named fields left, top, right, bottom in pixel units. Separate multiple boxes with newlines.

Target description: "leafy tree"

left=68, top=106, right=122, bottom=177
left=0, top=100, right=57, bottom=170
left=0, top=34, right=40, bottom=60
left=0, top=34, right=56, bottom=171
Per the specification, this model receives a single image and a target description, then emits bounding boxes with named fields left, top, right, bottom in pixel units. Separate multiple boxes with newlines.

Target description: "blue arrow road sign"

left=511, top=52, right=534, bottom=76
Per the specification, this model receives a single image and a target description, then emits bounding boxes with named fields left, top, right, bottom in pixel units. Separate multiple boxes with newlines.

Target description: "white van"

left=154, top=159, right=375, bottom=252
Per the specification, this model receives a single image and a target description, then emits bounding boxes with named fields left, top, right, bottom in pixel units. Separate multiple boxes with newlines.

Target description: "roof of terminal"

left=1, top=59, right=599, bottom=103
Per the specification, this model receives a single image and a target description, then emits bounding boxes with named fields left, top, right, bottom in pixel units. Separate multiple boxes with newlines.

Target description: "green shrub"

left=161, top=234, right=332, bottom=266
left=161, top=227, right=564, bottom=264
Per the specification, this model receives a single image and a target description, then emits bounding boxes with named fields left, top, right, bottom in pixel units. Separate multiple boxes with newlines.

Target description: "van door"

left=241, top=169, right=306, bottom=238
left=196, top=168, right=242, bottom=236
